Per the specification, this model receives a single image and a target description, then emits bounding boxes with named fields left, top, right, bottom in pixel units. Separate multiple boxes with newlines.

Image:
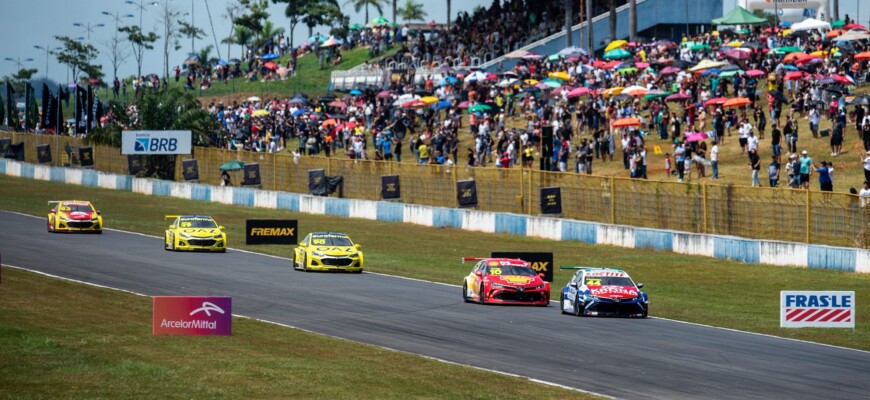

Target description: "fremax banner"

left=122, top=130, right=192, bottom=155
left=152, top=296, right=232, bottom=335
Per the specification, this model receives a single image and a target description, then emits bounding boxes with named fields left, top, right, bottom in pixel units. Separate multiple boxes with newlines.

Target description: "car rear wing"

left=47, top=201, right=62, bottom=206
left=164, top=215, right=181, bottom=221
left=559, top=266, right=591, bottom=270
left=462, top=257, right=528, bottom=264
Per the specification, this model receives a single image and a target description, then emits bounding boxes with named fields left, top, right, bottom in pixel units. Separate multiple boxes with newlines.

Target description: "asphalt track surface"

left=1, top=211, right=867, bottom=399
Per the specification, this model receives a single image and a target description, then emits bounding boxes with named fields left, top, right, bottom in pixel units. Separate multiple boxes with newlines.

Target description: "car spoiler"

left=47, top=200, right=62, bottom=206
left=462, top=257, right=528, bottom=264
left=164, top=215, right=181, bottom=220
left=559, top=266, right=591, bottom=270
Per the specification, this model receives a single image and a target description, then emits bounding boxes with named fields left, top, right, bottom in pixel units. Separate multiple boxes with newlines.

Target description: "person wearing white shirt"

left=747, top=130, right=758, bottom=154
left=738, top=120, right=751, bottom=155
left=860, top=181, right=870, bottom=207
left=710, top=142, right=719, bottom=179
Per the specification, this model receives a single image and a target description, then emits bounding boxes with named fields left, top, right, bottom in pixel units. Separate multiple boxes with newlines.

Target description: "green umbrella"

left=371, top=16, right=389, bottom=26
left=774, top=46, right=801, bottom=54
left=644, top=90, right=670, bottom=101
left=603, top=48, right=632, bottom=60
left=690, top=44, right=711, bottom=52
left=388, top=22, right=400, bottom=28
left=219, top=160, right=245, bottom=171
left=618, top=67, right=638, bottom=74
left=548, top=54, right=561, bottom=61
left=542, top=78, right=563, bottom=88
left=349, top=23, right=365, bottom=30
left=832, top=19, right=845, bottom=28
left=736, top=29, right=750, bottom=35
left=467, top=104, right=492, bottom=113
left=720, top=70, right=743, bottom=78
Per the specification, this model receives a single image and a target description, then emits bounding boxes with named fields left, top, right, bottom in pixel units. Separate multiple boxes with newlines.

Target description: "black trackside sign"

left=491, top=252, right=554, bottom=282
left=245, top=220, right=298, bottom=245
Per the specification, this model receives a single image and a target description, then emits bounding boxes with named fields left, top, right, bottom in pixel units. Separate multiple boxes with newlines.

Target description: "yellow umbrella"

left=726, top=41, right=743, bottom=47
left=548, top=71, right=570, bottom=80
left=811, top=50, right=830, bottom=58
left=603, top=87, right=624, bottom=98
left=420, top=96, right=439, bottom=104
left=524, top=79, right=540, bottom=85
left=605, top=40, right=628, bottom=53
left=252, top=109, right=270, bottom=117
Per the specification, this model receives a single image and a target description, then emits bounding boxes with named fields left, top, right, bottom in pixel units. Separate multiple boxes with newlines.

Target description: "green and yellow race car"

left=293, top=232, right=364, bottom=272
left=47, top=200, right=103, bottom=233
left=164, top=215, right=227, bottom=252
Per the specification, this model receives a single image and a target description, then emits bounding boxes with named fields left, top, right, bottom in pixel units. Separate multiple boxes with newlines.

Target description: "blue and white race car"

left=559, top=267, right=648, bottom=318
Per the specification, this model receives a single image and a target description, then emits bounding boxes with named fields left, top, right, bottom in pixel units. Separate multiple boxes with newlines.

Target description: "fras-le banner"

left=153, top=296, right=232, bottom=336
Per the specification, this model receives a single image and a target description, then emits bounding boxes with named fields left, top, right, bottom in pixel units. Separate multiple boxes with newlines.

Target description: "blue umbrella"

left=291, top=109, right=307, bottom=117
left=701, top=68, right=721, bottom=76
left=260, top=53, right=279, bottom=60
left=349, top=89, right=362, bottom=95
left=216, top=59, right=228, bottom=66
left=782, top=65, right=798, bottom=71
left=432, top=100, right=452, bottom=110
left=309, top=34, right=327, bottom=43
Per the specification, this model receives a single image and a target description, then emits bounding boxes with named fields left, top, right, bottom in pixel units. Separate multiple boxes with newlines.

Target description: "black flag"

left=87, top=85, right=95, bottom=132
left=25, top=83, right=38, bottom=131
left=75, top=85, right=87, bottom=134
left=0, top=90, right=4, bottom=128
left=55, top=93, right=64, bottom=135
left=41, top=83, right=51, bottom=129
left=7, top=82, right=18, bottom=130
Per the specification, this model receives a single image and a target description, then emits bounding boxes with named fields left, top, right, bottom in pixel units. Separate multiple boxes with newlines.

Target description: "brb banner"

left=153, top=296, right=232, bottom=335
left=780, top=291, right=855, bottom=328
left=122, top=130, right=192, bottom=155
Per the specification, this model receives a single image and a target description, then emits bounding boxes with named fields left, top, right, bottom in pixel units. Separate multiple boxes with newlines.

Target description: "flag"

left=0, top=91, right=4, bottom=128
left=25, top=82, right=38, bottom=131
left=55, top=94, right=65, bottom=135
left=90, top=89, right=101, bottom=131
left=7, top=82, right=19, bottom=130
left=75, top=85, right=87, bottom=134
left=87, top=85, right=94, bottom=133
left=41, top=83, right=52, bottom=129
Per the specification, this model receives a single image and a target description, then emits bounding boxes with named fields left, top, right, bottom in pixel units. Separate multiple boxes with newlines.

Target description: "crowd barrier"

left=1, top=157, right=868, bottom=273
left=3, top=131, right=868, bottom=249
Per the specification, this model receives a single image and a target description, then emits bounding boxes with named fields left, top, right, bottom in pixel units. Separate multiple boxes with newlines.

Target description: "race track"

left=1, top=211, right=867, bottom=399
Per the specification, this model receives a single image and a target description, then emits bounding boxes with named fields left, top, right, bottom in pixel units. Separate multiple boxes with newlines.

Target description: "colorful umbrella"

left=704, top=97, right=728, bottom=107
left=666, top=93, right=691, bottom=102
left=603, top=48, right=632, bottom=60
left=567, top=87, right=592, bottom=99
left=467, top=104, right=492, bottom=113
left=263, top=61, right=278, bottom=70
left=419, top=96, right=439, bottom=104
left=321, top=37, right=339, bottom=47
left=260, top=53, right=279, bottom=60
left=541, top=78, right=563, bottom=88
left=686, top=132, right=708, bottom=142
left=402, top=100, right=428, bottom=108
left=349, top=23, right=365, bottom=30
left=611, top=118, right=642, bottom=128
left=745, top=69, right=766, bottom=78
left=219, top=161, right=245, bottom=171
left=252, top=109, right=270, bottom=117
left=723, top=97, right=751, bottom=108
left=605, top=40, right=628, bottom=53
left=371, top=16, right=389, bottom=26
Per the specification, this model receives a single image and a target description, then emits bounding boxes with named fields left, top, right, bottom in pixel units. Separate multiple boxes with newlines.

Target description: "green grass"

left=0, top=267, right=594, bottom=399
left=0, top=174, right=868, bottom=351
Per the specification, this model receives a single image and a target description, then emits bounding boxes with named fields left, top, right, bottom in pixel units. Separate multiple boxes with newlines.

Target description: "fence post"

left=519, top=164, right=524, bottom=214
left=452, top=166, right=458, bottom=207
left=806, top=189, right=811, bottom=243
left=326, top=156, right=332, bottom=176
left=528, top=169, right=533, bottom=215
left=702, top=182, right=708, bottom=234
left=272, top=153, right=276, bottom=191
left=610, top=176, right=616, bottom=224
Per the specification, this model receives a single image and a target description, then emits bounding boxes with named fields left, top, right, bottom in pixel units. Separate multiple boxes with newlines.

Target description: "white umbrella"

left=504, top=50, right=530, bottom=59
left=790, top=18, right=831, bottom=32
left=834, top=30, right=870, bottom=41
left=497, top=78, right=518, bottom=87
left=463, top=71, right=488, bottom=82
left=559, top=46, right=588, bottom=56
left=247, top=96, right=261, bottom=102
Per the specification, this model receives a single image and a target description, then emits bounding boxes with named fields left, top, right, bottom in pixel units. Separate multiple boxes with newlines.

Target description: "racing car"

left=293, top=232, right=364, bottom=272
left=164, top=215, right=227, bottom=252
left=462, top=257, right=550, bottom=306
left=47, top=200, right=103, bottom=233
left=559, top=267, right=648, bottom=318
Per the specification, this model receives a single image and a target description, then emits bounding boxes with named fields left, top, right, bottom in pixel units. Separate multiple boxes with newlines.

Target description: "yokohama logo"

left=780, top=291, right=855, bottom=328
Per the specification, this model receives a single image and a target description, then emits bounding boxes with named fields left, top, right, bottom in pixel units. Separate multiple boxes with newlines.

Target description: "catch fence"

left=3, top=131, right=868, bottom=248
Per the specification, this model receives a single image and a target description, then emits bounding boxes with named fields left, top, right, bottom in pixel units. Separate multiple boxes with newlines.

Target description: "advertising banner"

left=245, top=219, right=298, bottom=245
left=309, top=169, right=326, bottom=194
left=381, top=174, right=401, bottom=199
left=5, top=142, right=24, bottom=161
left=152, top=296, right=232, bottom=336
left=540, top=186, right=562, bottom=215
left=0, top=138, right=10, bottom=156
left=122, top=130, right=192, bottom=155
left=781, top=291, right=855, bottom=328
left=36, top=144, right=52, bottom=164
left=242, top=163, right=261, bottom=186
left=182, top=159, right=199, bottom=181
left=78, top=147, right=94, bottom=167
left=128, top=155, right=145, bottom=176
left=456, top=179, right=478, bottom=207
left=492, top=252, right=554, bottom=282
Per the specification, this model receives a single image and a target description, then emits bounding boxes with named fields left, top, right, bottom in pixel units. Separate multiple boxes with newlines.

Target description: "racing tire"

left=462, top=282, right=472, bottom=303
left=642, top=306, right=649, bottom=319
left=95, top=230, right=102, bottom=235
left=351, top=269, right=363, bottom=274
left=164, top=234, right=171, bottom=251
left=302, top=254, right=310, bottom=272
left=292, top=253, right=301, bottom=270
left=478, top=285, right=487, bottom=305
left=560, top=297, right=569, bottom=314
left=573, top=294, right=584, bottom=316
left=47, top=220, right=53, bottom=233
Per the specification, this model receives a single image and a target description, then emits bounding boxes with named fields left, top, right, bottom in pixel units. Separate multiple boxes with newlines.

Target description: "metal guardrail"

left=3, top=131, right=868, bottom=249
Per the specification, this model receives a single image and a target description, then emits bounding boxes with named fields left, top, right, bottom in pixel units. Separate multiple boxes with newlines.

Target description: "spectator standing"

left=710, top=141, right=719, bottom=179
left=749, top=149, right=761, bottom=187
left=861, top=113, right=870, bottom=151
left=770, top=123, right=782, bottom=164
left=831, top=120, right=843, bottom=157
left=814, top=161, right=833, bottom=202
left=675, top=142, right=686, bottom=182
left=768, top=155, right=780, bottom=187
left=738, top=119, right=750, bottom=154
left=799, top=150, right=812, bottom=189
left=664, top=153, right=672, bottom=177
left=860, top=181, right=870, bottom=207
left=808, top=106, right=820, bottom=139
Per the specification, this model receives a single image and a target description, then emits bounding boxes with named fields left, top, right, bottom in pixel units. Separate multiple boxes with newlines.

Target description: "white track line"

left=0, top=263, right=611, bottom=399
left=4, top=210, right=868, bottom=355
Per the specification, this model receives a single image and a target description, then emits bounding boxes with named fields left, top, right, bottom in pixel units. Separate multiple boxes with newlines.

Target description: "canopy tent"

left=790, top=18, right=831, bottom=32
left=711, top=6, right=767, bottom=25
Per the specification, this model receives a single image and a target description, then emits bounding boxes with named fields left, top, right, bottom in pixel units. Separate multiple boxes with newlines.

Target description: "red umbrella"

left=726, top=49, right=750, bottom=60
left=635, top=62, right=649, bottom=69
left=376, top=90, right=392, bottom=98
left=829, top=75, right=854, bottom=85
left=427, top=20, right=437, bottom=27
left=328, top=100, right=347, bottom=109
left=611, top=117, right=642, bottom=128
left=843, top=23, right=867, bottom=30
left=264, top=61, right=278, bottom=70
left=704, top=97, right=728, bottom=107
left=457, top=100, right=470, bottom=109
left=794, top=54, right=821, bottom=65
left=784, top=71, right=806, bottom=81
left=723, top=97, right=752, bottom=108
left=745, top=69, right=766, bottom=78
left=567, top=87, right=592, bottom=98
left=402, top=99, right=428, bottom=108
left=603, top=61, right=623, bottom=70
left=660, top=66, right=681, bottom=75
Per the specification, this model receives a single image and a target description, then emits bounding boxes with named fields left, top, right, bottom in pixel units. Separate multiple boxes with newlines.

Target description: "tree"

left=54, top=36, right=103, bottom=84
left=344, top=0, right=384, bottom=24
left=234, top=0, right=270, bottom=53
left=158, top=2, right=184, bottom=79
left=223, top=1, right=243, bottom=60
left=302, top=0, right=343, bottom=37
left=178, top=20, right=206, bottom=56
left=259, top=20, right=285, bottom=51
left=230, top=25, right=255, bottom=58
left=398, top=0, right=426, bottom=22
left=629, top=0, right=637, bottom=42
left=277, top=0, right=321, bottom=50
left=197, top=45, right=216, bottom=67
left=1, top=68, right=38, bottom=95
left=119, top=25, right=159, bottom=78
left=101, top=35, right=132, bottom=82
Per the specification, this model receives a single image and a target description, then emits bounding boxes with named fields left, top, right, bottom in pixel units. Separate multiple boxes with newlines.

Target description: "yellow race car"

left=164, top=215, right=227, bottom=252
left=47, top=200, right=103, bottom=233
left=293, top=232, right=364, bottom=272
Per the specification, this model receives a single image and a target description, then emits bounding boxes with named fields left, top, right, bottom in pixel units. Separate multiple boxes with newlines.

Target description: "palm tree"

left=446, top=0, right=451, bottom=24
left=344, top=0, right=385, bottom=23
left=586, top=0, right=593, bottom=53
left=629, top=0, right=637, bottom=41
left=259, top=20, right=285, bottom=52
left=565, top=0, right=573, bottom=47
left=232, top=25, right=254, bottom=58
left=608, top=0, right=616, bottom=44
left=399, top=0, right=426, bottom=22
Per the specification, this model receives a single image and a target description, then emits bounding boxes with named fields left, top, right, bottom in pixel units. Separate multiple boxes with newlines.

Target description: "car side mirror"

left=50, top=208, right=56, bottom=213
left=636, top=283, right=644, bottom=289
left=569, top=282, right=578, bottom=287
left=96, top=210, right=101, bottom=215
left=218, top=225, right=225, bottom=230
left=355, top=244, right=361, bottom=250
left=474, top=271, right=482, bottom=277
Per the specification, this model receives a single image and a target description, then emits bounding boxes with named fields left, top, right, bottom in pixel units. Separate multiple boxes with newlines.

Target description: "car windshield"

left=178, top=218, right=217, bottom=228
left=60, top=204, right=93, bottom=212
left=311, top=235, right=353, bottom=246
left=487, top=265, right=535, bottom=276
left=584, top=276, right=635, bottom=286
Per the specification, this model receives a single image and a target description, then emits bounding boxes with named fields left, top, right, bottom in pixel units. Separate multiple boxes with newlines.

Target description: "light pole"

left=126, top=0, right=159, bottom=78
left=102, top=11, right=135, bottom=29
left=33, top=45, right=62, bottom=80
left=73, top=22, right=105, bottom=42
left=4, top=57, right=34, bottom=71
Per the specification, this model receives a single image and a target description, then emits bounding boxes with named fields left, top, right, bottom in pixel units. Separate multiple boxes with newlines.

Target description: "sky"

left=0, top=0, right=863, bottom=85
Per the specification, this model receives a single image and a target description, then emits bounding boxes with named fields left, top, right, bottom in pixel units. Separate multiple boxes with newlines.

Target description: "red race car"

left=462, top=257, right=550, bottom=306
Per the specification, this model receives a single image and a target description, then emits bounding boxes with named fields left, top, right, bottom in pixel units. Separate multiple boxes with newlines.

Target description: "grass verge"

left=0, top=174, right=868, bottom=351
left=0, top=267, right=593, bottom=399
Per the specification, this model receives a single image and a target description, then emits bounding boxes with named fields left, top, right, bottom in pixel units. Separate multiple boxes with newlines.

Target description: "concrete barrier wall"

left=3, top=159, right=865, bottom=273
